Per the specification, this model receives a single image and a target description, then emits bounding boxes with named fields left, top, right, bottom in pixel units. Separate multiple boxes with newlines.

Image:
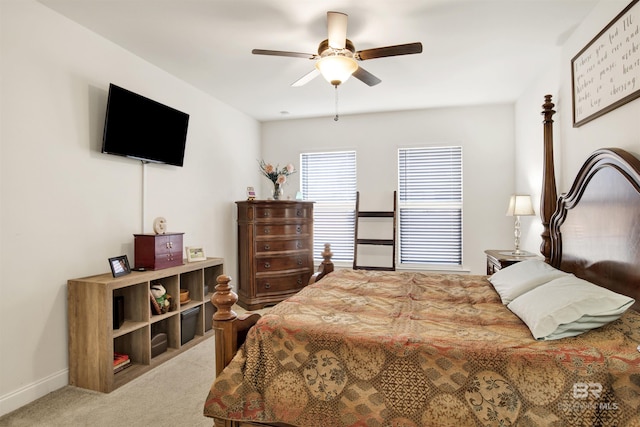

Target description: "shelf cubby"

left=180, top=269, right=203, bottom=303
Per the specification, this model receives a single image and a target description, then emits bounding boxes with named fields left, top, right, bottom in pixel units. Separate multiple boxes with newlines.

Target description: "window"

left=398, top=146, right=462, bottom=266
left=301, top=151, right=356, bottom=262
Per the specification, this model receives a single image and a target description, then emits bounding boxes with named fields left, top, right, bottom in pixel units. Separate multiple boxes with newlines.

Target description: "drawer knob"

left=297, top=258, right=302, bottom=265
left=296, top=226, right=302, bottom=233
left=264, top=244, right=270, bottom=250
left=296, top=209, right=302, bottom=217
left=264, top=283, right=271, bottom=289
left=264, top=262, right=271, bottom=269
left=263, top=211, right=270, bottom=217
left=297, top=278, right=303, bottom=285
left=296, top=241, right=302, bottom=249
left=264, top=227, right=270, bottom=234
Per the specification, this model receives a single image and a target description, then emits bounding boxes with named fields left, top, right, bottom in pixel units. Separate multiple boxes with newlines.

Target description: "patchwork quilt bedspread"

left=204, top=269, right=640, bottom=426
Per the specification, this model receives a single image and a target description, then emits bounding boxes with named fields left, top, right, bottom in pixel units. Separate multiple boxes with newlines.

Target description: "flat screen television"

left=102, top=83, right=189, bottom=167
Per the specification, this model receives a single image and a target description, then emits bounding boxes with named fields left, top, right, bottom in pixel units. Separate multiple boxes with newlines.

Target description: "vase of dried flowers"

left=259, top=160, right=296, bottom=200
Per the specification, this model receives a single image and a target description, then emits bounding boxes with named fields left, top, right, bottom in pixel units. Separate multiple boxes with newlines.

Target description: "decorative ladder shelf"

left=353, top=191, right=397, bottom=271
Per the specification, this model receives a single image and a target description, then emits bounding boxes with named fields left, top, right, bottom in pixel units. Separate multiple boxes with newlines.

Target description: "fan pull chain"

left=334, top=85, right=339, bottom=121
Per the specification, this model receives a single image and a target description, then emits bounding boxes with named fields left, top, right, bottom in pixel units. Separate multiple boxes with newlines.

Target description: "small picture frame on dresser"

left=108, top=255, right=131, bottom=278
left=186, top=246, right=206, bottom=262
left=247, top=186, right=256, bottom=201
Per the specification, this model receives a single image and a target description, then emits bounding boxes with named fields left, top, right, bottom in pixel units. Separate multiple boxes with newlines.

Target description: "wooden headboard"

left=540, top=96, right=640, bottom=311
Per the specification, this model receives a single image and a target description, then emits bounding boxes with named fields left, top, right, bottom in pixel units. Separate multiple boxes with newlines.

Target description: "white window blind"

left=301, top=151, right=356, bottom=262
left=398, top=146, right=462, bottom=266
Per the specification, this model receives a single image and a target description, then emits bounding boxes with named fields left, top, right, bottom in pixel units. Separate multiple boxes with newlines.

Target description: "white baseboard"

left=0, top=369, right=68, bottom=417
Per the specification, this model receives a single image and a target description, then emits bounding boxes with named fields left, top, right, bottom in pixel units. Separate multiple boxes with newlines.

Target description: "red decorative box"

left=134, top=233, right=184, bottom=270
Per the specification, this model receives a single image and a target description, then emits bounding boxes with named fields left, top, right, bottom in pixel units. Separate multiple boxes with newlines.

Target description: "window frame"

left=300, top=150, right=357, bottom=264
left=397, top=145, right=463, bottom=269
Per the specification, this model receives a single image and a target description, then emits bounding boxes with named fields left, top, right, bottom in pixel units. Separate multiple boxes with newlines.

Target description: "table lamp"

left=506, top=194, right=535, bottom=255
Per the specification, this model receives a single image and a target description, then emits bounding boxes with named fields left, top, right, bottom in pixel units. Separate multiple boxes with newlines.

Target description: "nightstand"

left=484, top=249, right=540, bottom=275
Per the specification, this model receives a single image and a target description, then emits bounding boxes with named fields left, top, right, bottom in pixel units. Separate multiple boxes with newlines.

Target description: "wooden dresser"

left=236, top=200, right=314, bottom=310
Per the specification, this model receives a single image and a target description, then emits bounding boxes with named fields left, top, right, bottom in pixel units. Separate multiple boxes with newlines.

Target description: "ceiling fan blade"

left=352, top=66, right=381, bottom=87
left=252, top=49, right=316, bottom=59
left=291, top=69, right=320, bottom=87
left=356, top=42, right=423, bottom=61
left=327, top=11, right=348, bottom=49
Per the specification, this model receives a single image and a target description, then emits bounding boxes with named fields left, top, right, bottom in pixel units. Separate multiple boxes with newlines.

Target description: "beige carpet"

left=0, top=303, right=273, bottom=427
left=1, top=332, right=217, bottom=427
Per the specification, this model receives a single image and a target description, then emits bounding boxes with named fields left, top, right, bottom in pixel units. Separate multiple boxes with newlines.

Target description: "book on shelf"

left=113, top=352, right=129, bottom=367
left=113, top=359, right=132, bottom=373
left=150, top=290, right=163, bottom=315
left=114, top=357, right=130, bottom=369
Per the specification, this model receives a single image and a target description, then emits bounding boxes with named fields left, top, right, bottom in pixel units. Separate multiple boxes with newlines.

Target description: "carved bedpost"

left=210, top=275, right=260, bottom=376
left=212, top=274, right=237, bottom=321
left=309, top=243, right=334, bottom=284
left=540, top=95, right=557, bottom=262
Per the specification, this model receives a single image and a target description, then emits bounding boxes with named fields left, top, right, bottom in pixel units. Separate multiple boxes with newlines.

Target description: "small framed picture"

left=247, top=186, right=256, bottom=200
left=108, top=255, right=131, bottom=278
left=186, top=246, right=206, bottom=262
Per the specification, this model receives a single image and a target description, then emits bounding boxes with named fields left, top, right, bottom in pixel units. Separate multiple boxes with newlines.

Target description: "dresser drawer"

left=256, top=272, right=310, bottom=296
left=256, top=239, right=309, bottom=253
left=153, top=253, right=183, bottom=270
left=255, top=206, right=311, bottom=220
left=256, top=253, right=311, bottom=272
left=256, top=223, right=310, bottom=237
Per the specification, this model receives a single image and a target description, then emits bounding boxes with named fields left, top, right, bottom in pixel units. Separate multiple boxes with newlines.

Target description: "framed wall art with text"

left=572, top=0, right=640, bottom=127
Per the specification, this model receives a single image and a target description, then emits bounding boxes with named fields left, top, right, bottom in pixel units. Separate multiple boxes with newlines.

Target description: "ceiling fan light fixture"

left=315, top=55, right=358, bottom=86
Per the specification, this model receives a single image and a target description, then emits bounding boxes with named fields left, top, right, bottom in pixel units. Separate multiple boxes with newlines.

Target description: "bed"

left=204, top=95, right=640, bottom=426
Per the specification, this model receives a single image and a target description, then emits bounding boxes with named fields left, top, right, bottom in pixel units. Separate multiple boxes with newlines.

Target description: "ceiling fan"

left=252, top=11, right=423, bottom=88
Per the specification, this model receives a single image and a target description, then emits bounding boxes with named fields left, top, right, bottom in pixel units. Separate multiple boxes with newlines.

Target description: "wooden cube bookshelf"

left=67, top=257, right=223, bottom=393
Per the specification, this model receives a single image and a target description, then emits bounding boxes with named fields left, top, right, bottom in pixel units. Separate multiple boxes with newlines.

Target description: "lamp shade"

left=506, top=194, right=535, bottom=216
left=315, top=55, right=358, bottom=86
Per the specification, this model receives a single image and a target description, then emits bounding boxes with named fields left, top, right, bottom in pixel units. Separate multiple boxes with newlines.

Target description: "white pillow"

left=488, top=259, right=569, bottom=305
left=507, top=275, right=635, bottom=340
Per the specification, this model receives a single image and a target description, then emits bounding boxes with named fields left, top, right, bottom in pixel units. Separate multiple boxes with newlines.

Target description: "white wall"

left=0, top=1, right=261, bottom=415
left=261, top=104, right=517, bottom=274
left=516, top=0, right=640, bottom=253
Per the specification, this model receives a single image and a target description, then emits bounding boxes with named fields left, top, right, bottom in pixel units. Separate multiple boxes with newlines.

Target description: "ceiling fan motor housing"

left=317, top=39, right=355, bottom=57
